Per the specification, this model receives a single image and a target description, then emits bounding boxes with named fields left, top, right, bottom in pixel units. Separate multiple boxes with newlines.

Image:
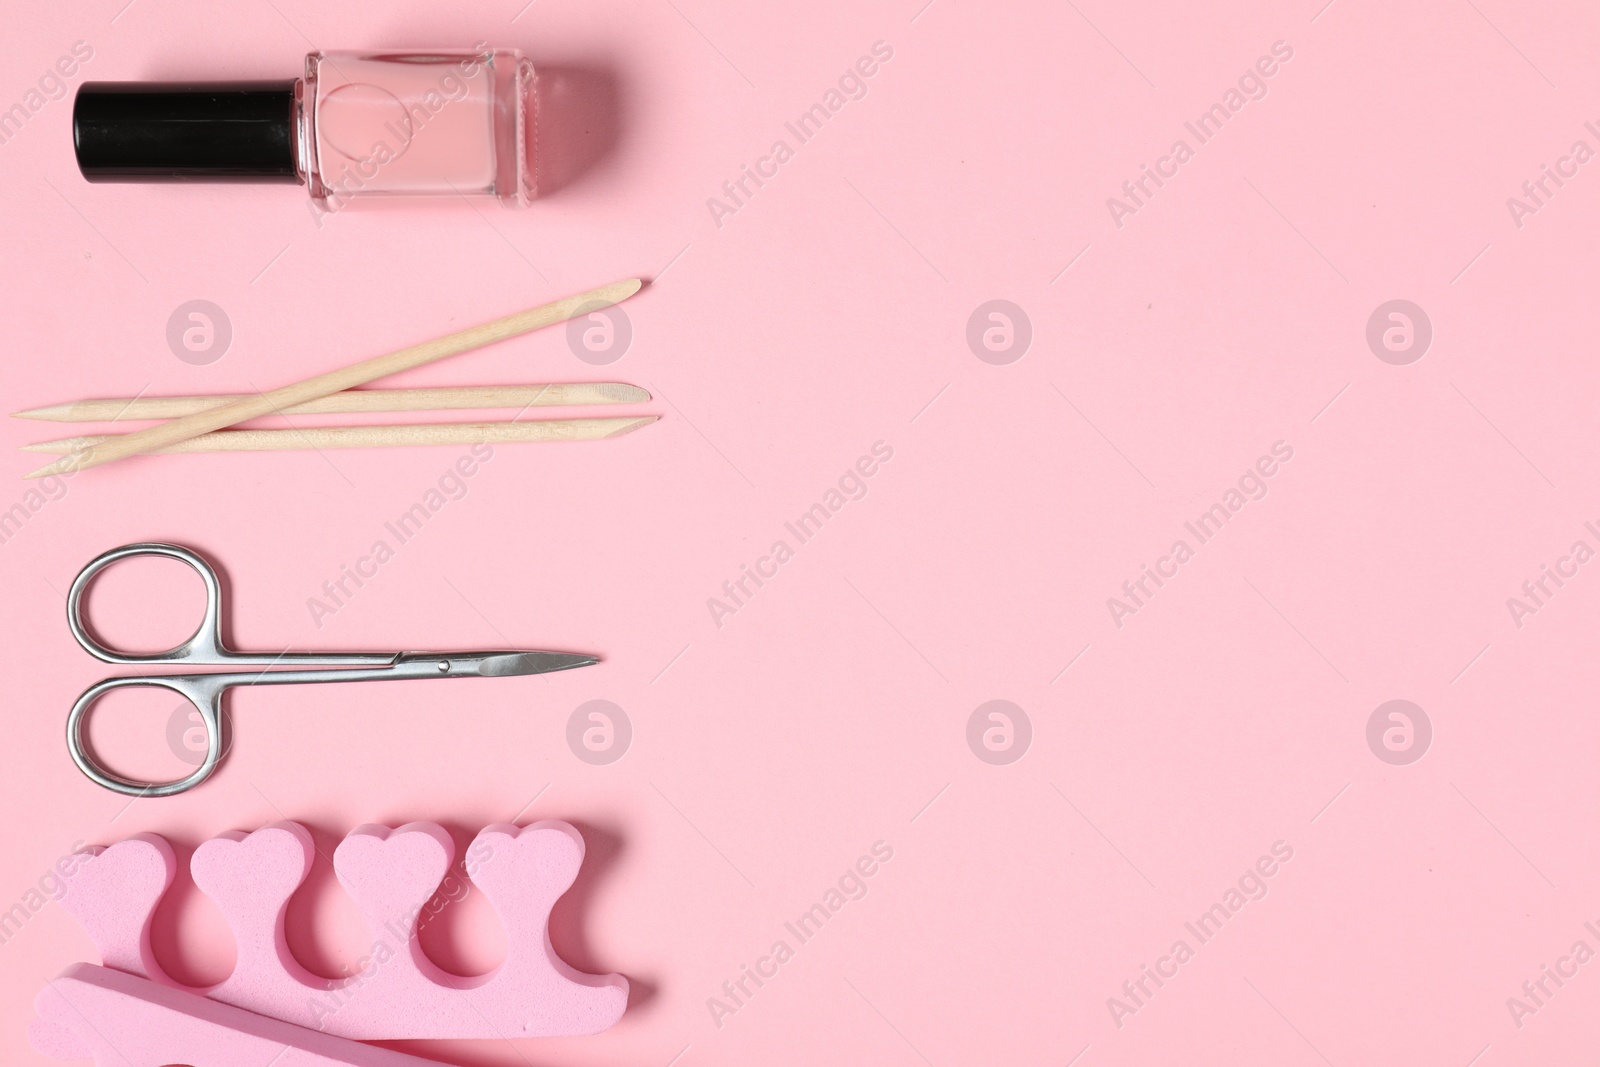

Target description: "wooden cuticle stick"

left=23, top=278, right=644, bottom=479
left=14, top=384, right=651, bottom=422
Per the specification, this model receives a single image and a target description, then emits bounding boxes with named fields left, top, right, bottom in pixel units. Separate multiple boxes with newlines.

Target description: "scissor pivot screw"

left=438, top=661, right=451, bottom=672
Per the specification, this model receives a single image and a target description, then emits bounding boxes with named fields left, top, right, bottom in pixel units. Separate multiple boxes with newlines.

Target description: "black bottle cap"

left=74, top=81, right=300, bottom=183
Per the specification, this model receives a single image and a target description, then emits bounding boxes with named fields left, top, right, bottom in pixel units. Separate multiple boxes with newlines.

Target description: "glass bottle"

left=73, top=48, right=535, bottom=208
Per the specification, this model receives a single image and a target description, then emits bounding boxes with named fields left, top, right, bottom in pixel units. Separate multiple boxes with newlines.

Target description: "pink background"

left=2, top=0, right=1598, bottom=1064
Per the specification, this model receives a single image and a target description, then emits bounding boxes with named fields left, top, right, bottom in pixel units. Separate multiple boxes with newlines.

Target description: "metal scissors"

left=66, top=542, right=597, bottom=798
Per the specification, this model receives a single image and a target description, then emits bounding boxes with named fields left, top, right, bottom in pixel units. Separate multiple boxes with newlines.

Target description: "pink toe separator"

left=45, top=819, right=627, bottom=1043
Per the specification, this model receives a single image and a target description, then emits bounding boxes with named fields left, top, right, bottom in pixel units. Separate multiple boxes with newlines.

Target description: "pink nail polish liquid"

left=74, top=48, right=535, bottom=209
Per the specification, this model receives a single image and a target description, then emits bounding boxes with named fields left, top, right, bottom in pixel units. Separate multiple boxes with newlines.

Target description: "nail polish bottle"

left=73, top=48, right=534, bottom=209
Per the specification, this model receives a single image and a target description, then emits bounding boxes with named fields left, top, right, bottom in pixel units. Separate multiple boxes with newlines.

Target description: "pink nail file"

left=42, top=819, right=627, bottom=1041
left=31, top=963, right=457, bottom=1067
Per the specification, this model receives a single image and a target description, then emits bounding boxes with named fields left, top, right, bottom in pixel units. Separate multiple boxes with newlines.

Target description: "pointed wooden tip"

left=11, top=404, right=63, bottom=420
left=19, top=436, right=96, bottom=454
left=569, top=279, right=644, bottom=316
left=599, top=383, right=650, bottom=403
left=24, top=446, right=95, bottom=477
left=606, top=416, right=659, bottom=438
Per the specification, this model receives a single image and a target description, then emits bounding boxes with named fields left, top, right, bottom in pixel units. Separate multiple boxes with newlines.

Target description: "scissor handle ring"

left=66, top=675, right=224, bottom=797
left=67, top=543, right=227, bottom=666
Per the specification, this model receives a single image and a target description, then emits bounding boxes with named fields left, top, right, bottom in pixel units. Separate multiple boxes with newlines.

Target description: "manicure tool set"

left=21, top=50, right=655, bottom=1064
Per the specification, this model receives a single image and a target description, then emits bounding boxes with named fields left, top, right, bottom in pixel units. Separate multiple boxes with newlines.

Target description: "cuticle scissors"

left=65, top=542, right=597, bottom=798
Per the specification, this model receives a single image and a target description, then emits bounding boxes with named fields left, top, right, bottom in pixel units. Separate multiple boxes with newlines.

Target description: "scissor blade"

left=469, top=651, right=599, bottom=677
